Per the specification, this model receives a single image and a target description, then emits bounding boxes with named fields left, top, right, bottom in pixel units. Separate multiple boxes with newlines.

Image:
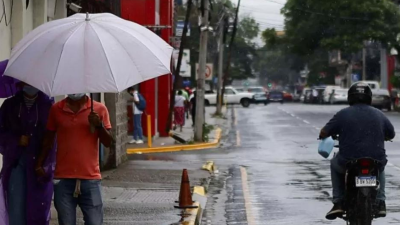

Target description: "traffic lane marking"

left=240, top=166, right=256, bottom=225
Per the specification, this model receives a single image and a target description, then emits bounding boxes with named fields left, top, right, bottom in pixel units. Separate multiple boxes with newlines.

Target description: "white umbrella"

left=4, top=13, right=173, bottom=97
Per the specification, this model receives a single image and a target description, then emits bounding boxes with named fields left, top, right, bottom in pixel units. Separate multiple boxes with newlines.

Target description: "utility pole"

left=194, top=0, right=210, bottom=141
left=216, top=13, right=225, bottom=115
left=221, top=0, right=241, bottom=99
left=362, top=43, right=367, bottom=81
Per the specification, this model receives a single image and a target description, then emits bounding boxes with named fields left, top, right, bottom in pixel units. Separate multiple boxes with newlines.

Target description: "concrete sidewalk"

left=50, top=160, right=212, bottom=225
left=127, top=107, right=227, bottom=154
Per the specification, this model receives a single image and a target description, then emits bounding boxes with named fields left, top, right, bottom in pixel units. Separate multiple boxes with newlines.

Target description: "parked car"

left=304, top=89, right=313, bottom=103
left=235, top=87, right=245, bottom=92
left=267, top=90, right=284, bottom=104
left=301, top=88, right=311, bottom=103
left=364, top=81, right=391, bottom=110
left=329, top=88, right=348, bottom=104
left=323, top=85, right=341, bottom=103
left=247, top=86, right=268, bottom=105
left=313, top=87, right=326, bottom=104
left=203, top=86, right=254, bottom=107
left=292, top=92, right=301, bottom=102
left=283, top=91, right=293, bottom=102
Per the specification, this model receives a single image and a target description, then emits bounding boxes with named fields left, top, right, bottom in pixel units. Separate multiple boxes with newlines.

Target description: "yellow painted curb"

left=127, top=128, right=222, bottom=154
left=201, top=161, right=215, bottom=173
left=181, top=201, right=200, bottom=225
left=193, top=186, right=206, bottom=196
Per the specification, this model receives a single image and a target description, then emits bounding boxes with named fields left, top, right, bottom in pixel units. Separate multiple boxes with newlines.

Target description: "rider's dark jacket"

left=322, top=104, right=395, bottom=166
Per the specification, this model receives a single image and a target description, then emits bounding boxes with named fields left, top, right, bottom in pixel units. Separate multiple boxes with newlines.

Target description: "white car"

left=329, top=88, right=348, bottom=104
left=203, top=86, right=255, bottom=108
left=364, top=81, right=391, bottom=110
left=323, top=85, right=341, bottom=103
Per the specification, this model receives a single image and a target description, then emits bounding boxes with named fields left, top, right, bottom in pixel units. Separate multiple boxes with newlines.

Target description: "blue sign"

left=176, top=21, right=190, bottom=36
left=183, top=80, right=191, bottom=87
left=352, top=73, right=360, bottom=82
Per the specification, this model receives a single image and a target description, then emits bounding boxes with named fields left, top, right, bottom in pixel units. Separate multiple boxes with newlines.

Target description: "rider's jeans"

left=331, top=155, right=386, bottom=204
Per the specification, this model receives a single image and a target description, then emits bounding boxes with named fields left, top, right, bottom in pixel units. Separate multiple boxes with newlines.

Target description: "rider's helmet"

left=347, top=82, right=372, bottom=105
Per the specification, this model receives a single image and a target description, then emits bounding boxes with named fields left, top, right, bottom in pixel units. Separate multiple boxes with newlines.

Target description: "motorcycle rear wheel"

left=349, top=192, right=373, bottom=225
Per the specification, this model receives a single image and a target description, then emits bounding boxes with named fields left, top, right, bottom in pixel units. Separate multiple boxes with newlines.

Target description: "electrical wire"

left=0, top=0, right=6, bottom=23
left=0, top=0, right=13, bottom=26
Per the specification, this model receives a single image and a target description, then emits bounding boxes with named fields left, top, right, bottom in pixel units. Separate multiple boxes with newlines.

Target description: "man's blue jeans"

left=133, top=114, right=143, bottom=140
left=331, top=155, right=386, bottom=203
left=54, top=179, right=103, bottom=225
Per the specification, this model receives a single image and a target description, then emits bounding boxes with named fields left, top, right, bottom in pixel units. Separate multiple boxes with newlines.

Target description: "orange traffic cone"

left=175, top=169, right=198, bottom=209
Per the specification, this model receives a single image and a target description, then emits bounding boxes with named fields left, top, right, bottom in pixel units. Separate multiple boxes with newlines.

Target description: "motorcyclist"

left=320, top=82, right=395, bottom=220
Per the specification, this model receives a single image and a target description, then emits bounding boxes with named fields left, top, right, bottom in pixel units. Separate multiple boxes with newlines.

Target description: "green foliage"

left=390, top=70, right=400, bottom=88
left=202, top=123, right=215, bottom=142
left=282, top=0, right=400, bottom=55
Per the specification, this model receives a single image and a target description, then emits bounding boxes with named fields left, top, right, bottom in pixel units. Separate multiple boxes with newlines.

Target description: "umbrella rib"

left=8, top=21, right=80, bottom=67
left=51, top=22, right=86, bottom=95
left=88, top=23, right=119, bottom=91
left=97, top=21, right=172, bottom=70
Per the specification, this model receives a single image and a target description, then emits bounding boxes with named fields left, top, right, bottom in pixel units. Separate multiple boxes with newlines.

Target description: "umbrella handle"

left=90, top=93, right=94, bottom=112
left=90, top=93, right=95, bottom=133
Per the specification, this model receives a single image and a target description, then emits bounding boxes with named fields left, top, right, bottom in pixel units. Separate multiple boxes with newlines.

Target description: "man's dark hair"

left=127, top=86, right=134, bottom=93
left=178, top=90, right=183, bottom=95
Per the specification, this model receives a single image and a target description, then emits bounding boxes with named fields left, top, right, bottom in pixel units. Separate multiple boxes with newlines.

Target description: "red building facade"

left=121, top=0, right=174, bottom=137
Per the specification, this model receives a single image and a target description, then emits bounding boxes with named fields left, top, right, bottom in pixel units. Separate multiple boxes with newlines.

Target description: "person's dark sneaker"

left=326, top=203, right=344, bottom=220
left=376, top=201, right=386, bottom=218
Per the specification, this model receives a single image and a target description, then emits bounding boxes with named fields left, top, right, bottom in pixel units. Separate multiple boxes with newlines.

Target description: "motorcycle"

left=341, top=157, right=382, bottom=225
left=319, top=137, right=383, bottom=225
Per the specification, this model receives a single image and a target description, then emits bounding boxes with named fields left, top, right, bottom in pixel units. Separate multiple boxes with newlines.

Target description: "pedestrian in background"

left=35, top=94, right=113, bottom=225
left=183, top=88, right=191, bottom=119
left=174, top=90, right=187, bottom=132
left=0, top=83, right=55, bottom=225
left=128, top=87, right=146, bottom=144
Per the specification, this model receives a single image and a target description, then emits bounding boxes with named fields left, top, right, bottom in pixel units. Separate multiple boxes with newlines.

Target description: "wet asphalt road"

left=149, top=103, right=400, bottom=224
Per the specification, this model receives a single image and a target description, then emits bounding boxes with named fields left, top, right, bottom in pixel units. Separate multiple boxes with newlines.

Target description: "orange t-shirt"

left=47, top=97, right=112, bottom=179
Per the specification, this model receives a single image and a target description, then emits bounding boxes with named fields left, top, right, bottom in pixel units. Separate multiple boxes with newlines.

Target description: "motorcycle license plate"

left=355, top=176, right=377, bottom=187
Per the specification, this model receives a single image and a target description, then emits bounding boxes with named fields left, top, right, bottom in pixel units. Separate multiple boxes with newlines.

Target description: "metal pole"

left=216, top=16, right=224, bottom=115
left=362, top=47, right=366, bottom=81
left=222, top=0, right=241, bottom=99
left=194, top=0, right=209, bottom=141
left=166, top=0, right=192, bottom=133
left=381, top=47, right=388, bottom=89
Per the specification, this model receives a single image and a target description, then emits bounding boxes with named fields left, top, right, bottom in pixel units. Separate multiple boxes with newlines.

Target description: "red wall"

left=388, top=55, right=396, bottom=92
left=121, top=0, right=173, bottom=137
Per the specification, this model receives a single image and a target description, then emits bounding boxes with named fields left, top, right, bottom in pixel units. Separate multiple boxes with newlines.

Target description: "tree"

left=175, top=0, right=260, bottom=84
left=282, top=0, right=400, bottom=55
left=229, top=17, right=260, bottom=81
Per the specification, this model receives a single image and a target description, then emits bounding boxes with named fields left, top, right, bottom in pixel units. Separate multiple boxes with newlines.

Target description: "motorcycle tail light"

left=361, top=169, right=369, bottom=175
left=359, top=159, right=371, bottom=167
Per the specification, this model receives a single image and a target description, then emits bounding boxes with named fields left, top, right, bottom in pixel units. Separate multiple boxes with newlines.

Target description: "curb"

left=180, top=186, right=208, bottom=225
left=127, top=128, right=222, bottom=154
left=179, top=161, right=216, bottom=225
left=201, top=161, right=215, bottom=173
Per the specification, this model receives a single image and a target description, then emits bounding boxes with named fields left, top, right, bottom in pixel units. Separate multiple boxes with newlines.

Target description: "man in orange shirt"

left=35, top=94, right=113, bottom=225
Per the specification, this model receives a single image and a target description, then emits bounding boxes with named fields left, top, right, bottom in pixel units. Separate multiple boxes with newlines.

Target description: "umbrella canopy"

left=0, top=60, right=19, bottom=98
left=4, top=13, right=173, bottom=97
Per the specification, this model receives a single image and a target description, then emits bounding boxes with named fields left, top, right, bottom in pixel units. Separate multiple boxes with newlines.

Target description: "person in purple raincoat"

left=0, top=83, right=55, bottom=225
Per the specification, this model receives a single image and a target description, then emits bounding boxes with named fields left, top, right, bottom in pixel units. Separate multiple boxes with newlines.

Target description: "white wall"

left=0, top=0, right=67, bottom=104
left=0, top=1, right=12, bottom=61
left=0, top=0, right=66, bottom=62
